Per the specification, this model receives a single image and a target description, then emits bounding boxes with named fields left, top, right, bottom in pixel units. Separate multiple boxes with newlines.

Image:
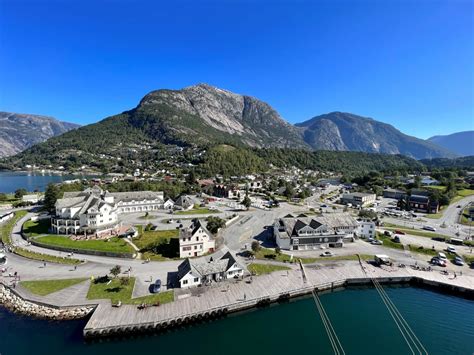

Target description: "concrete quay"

left=82, top=261, right=474, bottom=338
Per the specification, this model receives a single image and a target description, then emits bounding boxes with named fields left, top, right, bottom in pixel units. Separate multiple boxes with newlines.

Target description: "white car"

left=422, top=226, right=436, bottom=232
left=446, top=246, right=456, bottom=254
left=438, top=252, right=447, bottom=260
left=320, top=251, right=335, bottom=257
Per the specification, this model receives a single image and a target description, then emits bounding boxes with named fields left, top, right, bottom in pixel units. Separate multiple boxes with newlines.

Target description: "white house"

left=177, top=251, right=244, bottom=288
left=341, top=193, right=376, bottom=207
left=179, top=219, right=215, bottom=258
left=356, top=220, right=376, bottom=239
left=163, top=198, right=175, bottom=210
left=22, top=194, right=43, bottom=204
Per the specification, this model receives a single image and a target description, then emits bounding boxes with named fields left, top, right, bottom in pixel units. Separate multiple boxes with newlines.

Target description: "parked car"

left=423, top=225, right=436, bottom=232
left=438, top=252, right=447, bottom=260
left=392, top=236, right=401, bottom=243
left=321, top=204, right=328, bottom=208
left=371, top=240, right=383, bottom=245
left=446, top=246, right=456, bottom=254
left=149, top=279, right=162, bottom=293
left=394, top=230, right=405, bottom=235
left=320, top=251, right=335, bottom=257
left=457, top=205, right=461, bottom=208
left=431, top=257, right=446, bottom=267
left=384, top=231, right=392, bottom=237
left=453, top=256, right=464, bottom=266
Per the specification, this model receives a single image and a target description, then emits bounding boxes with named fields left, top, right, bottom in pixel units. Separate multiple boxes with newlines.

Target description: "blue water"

left=0, top=171, right=95, bottom=193
left=1, top=286, right=473, bottom=354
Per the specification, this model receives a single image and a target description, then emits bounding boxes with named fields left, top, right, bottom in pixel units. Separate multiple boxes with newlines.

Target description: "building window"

left=183, top=280, right=188, bottom=285
left=194, top=278, right=199, bottom=282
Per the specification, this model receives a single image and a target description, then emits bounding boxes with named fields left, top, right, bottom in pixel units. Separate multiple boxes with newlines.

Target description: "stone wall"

left=0, top=283, right=94, bottom=320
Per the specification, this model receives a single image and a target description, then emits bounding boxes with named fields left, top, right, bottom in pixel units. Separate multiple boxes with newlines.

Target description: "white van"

left=438, top=252, right=447, bottom=260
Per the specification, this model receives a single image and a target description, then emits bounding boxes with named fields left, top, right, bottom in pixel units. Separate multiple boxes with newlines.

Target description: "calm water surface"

left=0, top=171, right=95, bottom=193
left=1, top=286, right=473, bottom=355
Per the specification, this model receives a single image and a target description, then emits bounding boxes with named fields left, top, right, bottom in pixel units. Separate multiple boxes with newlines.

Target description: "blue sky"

left=0, top=0, right=472, bottom=139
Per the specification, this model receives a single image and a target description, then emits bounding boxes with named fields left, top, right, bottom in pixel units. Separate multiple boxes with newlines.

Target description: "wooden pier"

left=83, top=261, right=474, bottom=338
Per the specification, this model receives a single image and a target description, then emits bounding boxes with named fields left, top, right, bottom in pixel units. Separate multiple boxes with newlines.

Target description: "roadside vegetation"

left=20, top=278, right=87, bottom=296
left=175, top=205, right=218, bottom=215
left=247, top=263, right=291, bottom=275
left=1, top=210, right=27, bottom=244
left=23, top=218, right=50, bottom=236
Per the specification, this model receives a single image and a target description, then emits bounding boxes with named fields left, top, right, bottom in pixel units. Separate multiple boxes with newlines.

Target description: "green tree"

left=44, top=183, right=60, bottom=213
left=0, top=193, right=7, bottom=202
left=14, top=188, right=28, bottom=199
left=206, top=216, right=226, bottom=234
left=110, top=265, right=121, bottom=278
left=251, top=241, right=261, bottom=253
left=242, top=194, right=251, bottom=210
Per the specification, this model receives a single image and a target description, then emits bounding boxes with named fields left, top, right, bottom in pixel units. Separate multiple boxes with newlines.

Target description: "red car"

left=394, top=230, right=406, bottom=235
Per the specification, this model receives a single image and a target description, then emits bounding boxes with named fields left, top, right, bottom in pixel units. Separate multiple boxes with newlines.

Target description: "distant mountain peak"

left=0, top=112, right=80, bottom=157
left=428, top=131, right=474, bottom=157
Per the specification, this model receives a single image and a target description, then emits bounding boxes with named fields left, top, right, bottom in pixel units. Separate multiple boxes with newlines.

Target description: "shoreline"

left=2, top=261, right=472, bottom=339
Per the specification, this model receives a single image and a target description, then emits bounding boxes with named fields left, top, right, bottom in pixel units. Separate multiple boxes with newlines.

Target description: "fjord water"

left=0, top=171, right=95, bottom=193
left=1, top=286, right=473, bottom=355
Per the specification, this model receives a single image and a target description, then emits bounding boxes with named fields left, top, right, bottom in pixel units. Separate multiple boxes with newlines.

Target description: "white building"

left=51, top=187, right=165, bottom=235
left=274, top=213, right=359, bottom=251
left=179, top=219, right=215, bottom=258
left=22, top=194, right=43, bottom=204
left=177, top=251, right=244, bottom=288
left=356, top=220, right=376, bottom=239
left=341, top=193, right=376, bottom=207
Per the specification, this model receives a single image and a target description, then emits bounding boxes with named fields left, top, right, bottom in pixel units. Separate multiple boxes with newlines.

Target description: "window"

left=194, top=245, right=198, bottom=250
left=194, top=278, right=199, bottom=282
left=183, top=280, right=188, bottom=285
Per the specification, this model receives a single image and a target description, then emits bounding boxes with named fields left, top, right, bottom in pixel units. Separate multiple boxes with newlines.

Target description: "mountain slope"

left=296, top=112, right=456, bottom=159
left=0, top=112, right=80, bottom=157
left=428, top=131, right=474, bottom=157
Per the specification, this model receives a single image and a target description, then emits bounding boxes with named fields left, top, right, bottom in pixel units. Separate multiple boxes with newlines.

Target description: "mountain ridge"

left=428, top=131, right=474, bottom=157
left=1, top=84, right=457, bottom=169
left=0, top=112, right=80, bottom=157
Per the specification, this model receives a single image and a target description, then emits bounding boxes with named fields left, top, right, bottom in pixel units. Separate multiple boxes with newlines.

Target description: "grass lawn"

left=138, top=214, right=158, bottom=220
left=459, top=206, right=473, bottom=226
left=1, top=210, right=27, bottom=244
left=248, top=263, right=291, bottom=275
left=23, top=218, right=50, bottom=236
left=87, top=277, right=174, bottom=305
left=254, top=248, right=317, bottom=264
left=319, top=254, right=374, bottom=262
left=376, top=233, right=405, bottom=250
left=35, top=235, right=134, bottom=254
left=20, top=278, right=87, bottom=296
left=174, top=207, right=218, bottom=215
left=383, top=223, right=451, bottom=240
left=14, top=247, right=82, bottom=264
left=134, top=226, right=179, bottom=260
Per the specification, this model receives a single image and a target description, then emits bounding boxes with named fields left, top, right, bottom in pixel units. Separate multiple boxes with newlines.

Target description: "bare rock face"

left=0, top=112, right=79, bottom=157
left=137, top=83, right=308, bottom=148
left=296, top=112, right=457, bottom=159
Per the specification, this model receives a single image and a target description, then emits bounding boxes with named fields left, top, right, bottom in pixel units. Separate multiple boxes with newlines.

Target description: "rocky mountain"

left=296, top=112, right=456, bottom=159
left=0, top=112, right=79, bottom=157
left=133, top=83, right=307, bottom=148
left=428, top=131, right=474, bottom=157
left=2, top=85, right=457, bottom=169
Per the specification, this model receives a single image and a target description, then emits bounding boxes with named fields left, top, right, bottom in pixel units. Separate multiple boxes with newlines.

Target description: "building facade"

left=177, top=251, right=244, bottom=288
left=274, top=213, right=359, bottom=251
left=179, top=219, right=216, bottom=258
left=52, top=187, right=165, bottom=235
left=341, top=193, right=377, bottom=207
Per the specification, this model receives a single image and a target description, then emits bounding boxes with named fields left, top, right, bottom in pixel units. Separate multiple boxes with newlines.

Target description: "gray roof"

left=277, top=213, right=358, bottom=237
left=55, top=196, right=87, bottom=209
left=177, top=250, right=243, bottom=279
left=175, top=195, right=194, bottom=208
left=110, top=191, right=163, bottom=203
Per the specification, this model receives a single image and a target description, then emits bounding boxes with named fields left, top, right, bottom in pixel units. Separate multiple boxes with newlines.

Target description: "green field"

left=23, top=218, right=50, bottom=236
left=247, top=263, right=291, bottom=275
left=134, top=226, right=179, bottom=260
left=35, top=235, right=134, bottom=254
left=87, top=277, right=174, bottom=305
left=14, top=247, right=81, bottom=264
left=1, top=210, right=27, bottom=244
left=20, top=278, right=87, bottom=296
left=254, top=248, right=317, bottom=264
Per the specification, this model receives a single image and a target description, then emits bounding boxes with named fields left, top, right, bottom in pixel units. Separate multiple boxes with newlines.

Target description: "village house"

left=179, top=219, right=215, bottom=258
left=382, top=188, right=407, bottom=200
left=356, top=220, right=376, bottom=239
left=177, top=251, right=244, bottom=288
left=22, top=194, right=43, bottom=204
left=213, top=184, right=239, bottom=199
left=408, top=195, right=439, bottom=214
left=274, top=213, right=359, bottom=251
left=174, top=195, right=194, bottom=211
